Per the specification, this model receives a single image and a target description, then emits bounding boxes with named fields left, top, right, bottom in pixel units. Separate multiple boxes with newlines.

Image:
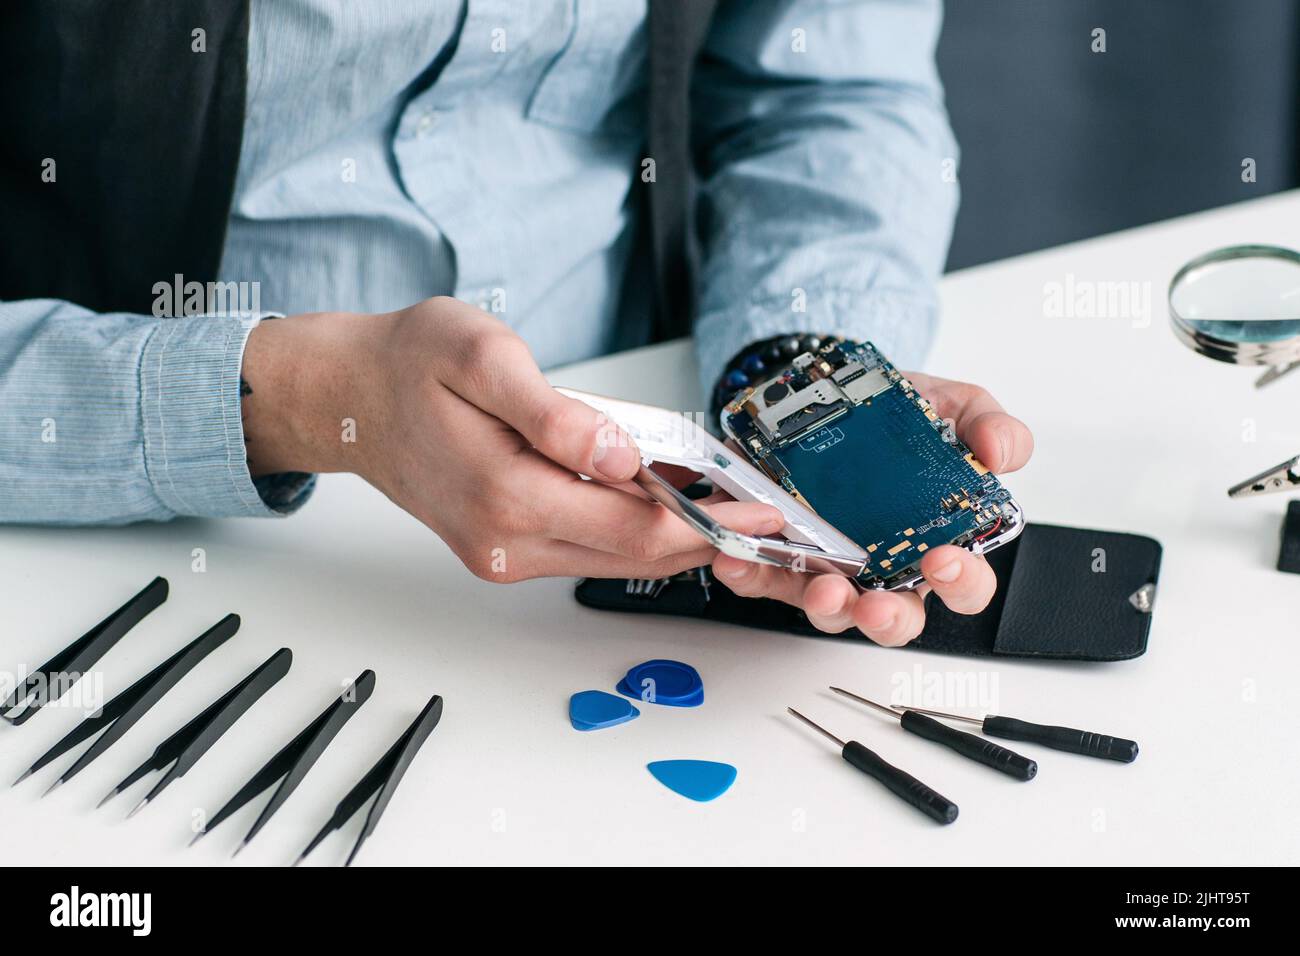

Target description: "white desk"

left=3, top=192, right=1299, bottom=866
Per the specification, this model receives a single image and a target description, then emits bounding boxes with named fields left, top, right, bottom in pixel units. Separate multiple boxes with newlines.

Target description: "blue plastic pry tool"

left=646, top=760, right=736, bottom=802
left=616, top=659, right=703, bottom=707
left=569, top=690, right=640, bottom=731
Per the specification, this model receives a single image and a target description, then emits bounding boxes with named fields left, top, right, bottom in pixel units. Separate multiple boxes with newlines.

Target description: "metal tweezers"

left=99, top=647, right=293, bottom=818
left=295, top=693, right=443, bottom=867
left=2, top=576, right=168, bottom=726
left=14, top=613, right=240, bottom=794
left=191, top=669, right=376, bottom=857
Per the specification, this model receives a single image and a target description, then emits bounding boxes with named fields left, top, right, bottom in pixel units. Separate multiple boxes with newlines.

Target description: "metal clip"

left=1128, top=583, right=1156, bottom=613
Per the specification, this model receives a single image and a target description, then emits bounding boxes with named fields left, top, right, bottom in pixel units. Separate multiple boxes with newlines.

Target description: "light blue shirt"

left=0, top=0, right=957, bottom=525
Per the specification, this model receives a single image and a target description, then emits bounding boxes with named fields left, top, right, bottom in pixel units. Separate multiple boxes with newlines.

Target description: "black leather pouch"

left=574, top=523, right=1161, bottom=662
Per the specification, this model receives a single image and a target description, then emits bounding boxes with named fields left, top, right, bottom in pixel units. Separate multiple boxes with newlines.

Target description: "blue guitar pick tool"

left=569, top=690, right=640, bottom=731
left=616, top=659, right=703, bottom=707
left=646, top=760, right=736, bottom=802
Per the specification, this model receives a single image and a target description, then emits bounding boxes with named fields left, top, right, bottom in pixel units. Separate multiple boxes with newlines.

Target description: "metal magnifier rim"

left=1168, top=243, right=1300, bottom=367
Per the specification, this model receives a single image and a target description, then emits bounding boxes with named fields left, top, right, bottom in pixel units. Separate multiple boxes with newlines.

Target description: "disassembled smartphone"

left=558, top=339, right=1023, bottom=591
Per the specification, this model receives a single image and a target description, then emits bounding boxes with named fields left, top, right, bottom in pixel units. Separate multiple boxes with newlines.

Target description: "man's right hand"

left=240, top=297, right=784, bottom=582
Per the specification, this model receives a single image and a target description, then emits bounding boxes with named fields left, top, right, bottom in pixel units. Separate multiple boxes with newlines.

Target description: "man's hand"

left=240, top=298, right=784, bottom=581
left=711, top=372, right=1034, bottom=646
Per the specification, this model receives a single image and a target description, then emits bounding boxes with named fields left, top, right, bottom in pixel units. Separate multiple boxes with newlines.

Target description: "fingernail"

left=996, top=426, right=1013, bottom=470
left=592, top=440, right=638, bottom=480
left=757, top=514, right=783, bottom=535
left=718, top=561, right=751, bottom=581
left=930, top=560, right=961, bottom=583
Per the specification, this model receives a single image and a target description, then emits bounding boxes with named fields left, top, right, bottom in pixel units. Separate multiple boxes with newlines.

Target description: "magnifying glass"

left=1169, top=244, right=1300, bottom=387
left=1169, top=244, right=1300, bottom=499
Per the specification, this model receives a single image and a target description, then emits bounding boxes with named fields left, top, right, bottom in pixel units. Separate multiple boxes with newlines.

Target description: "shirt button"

left=416, top=111, right=436, bottom=135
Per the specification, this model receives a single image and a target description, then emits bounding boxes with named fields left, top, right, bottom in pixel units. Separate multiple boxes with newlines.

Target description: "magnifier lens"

left=1169, top=245, right=1300, bottom=365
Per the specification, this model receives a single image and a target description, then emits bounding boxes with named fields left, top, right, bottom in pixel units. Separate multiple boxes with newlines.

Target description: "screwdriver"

left=831, top=687, right=1037, bottom=781
left=786, top=707, right=958, bottom=825
left=889, top=703, right=1139, bottom=763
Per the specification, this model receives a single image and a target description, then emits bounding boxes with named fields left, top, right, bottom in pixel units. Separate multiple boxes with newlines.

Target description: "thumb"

left=486, top=380, right=643, bottom=482
left=444, top=330, right=642, bottom=481
left=696, top=497, right=786, bottom=537
left=526, top=390, right=643, bottom=482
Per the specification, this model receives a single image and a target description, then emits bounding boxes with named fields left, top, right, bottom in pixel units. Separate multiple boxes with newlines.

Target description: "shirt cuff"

left=139, top=314, right=315, bottom=518
left=693, top=287, right=940, bottom=399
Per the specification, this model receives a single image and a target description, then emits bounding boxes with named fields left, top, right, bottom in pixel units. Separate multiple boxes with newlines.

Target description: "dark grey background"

left=938, top=0, right=1300, bottom=270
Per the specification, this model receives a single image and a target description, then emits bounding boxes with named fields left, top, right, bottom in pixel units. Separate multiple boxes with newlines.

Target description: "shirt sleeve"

left=0, top=298, right=314, bottom=525
left=690, top=0, right=960, bottom=393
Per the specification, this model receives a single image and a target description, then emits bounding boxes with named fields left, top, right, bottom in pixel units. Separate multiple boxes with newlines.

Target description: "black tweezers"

left=192, top=669, right=376, bottom=856
left=99, top=647, right=292, bottom=818
left=14, top=613, right=240, bottom=794
left=296, top=693, right=443, bottom=867
left=2, top=577, right=168, bottom=725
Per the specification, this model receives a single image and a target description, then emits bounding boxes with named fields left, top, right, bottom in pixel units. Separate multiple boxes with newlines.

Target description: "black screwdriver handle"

left=900, top=711, right=1038, bottom=781
left=841, top=741, right=959, bottom=824
left=982, top=716, right=1139, bottom=763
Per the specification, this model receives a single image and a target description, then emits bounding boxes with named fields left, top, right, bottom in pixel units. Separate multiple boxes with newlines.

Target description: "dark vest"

left=0, top=0, right=715, bottom=340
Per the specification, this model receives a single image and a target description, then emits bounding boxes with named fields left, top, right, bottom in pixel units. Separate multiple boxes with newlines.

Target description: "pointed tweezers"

left=99, top=646, right=292, bottom=818
left=296, top=693, right=443, bottom=867
left=15, top=613, right=240, bottom=793
left=3, top=577, right=168, bottom=725
left=193, top=669, right=376, bottom=855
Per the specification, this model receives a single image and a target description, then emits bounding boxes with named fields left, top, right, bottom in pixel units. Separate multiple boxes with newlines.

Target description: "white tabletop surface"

left=3, top=192, right=1299, bottom=866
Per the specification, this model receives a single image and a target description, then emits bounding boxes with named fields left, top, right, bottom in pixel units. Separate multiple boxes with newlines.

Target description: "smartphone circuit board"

left=721, top=340, right=1020, bottom=590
